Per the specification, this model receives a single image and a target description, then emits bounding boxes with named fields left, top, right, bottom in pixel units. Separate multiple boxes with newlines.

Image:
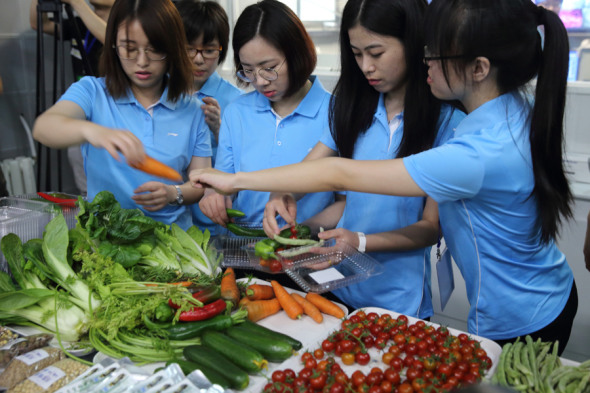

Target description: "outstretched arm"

left=190, top=156, right=426, bottom=198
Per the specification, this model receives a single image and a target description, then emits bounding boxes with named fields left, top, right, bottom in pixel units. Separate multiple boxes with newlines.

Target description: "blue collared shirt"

left=215, top=76, right=335, bottom=227
left=321, top=95, right=464, bottom=318
left=60, top=76, right=211, bottom=229
left=404, top=92, right=573, bottom=339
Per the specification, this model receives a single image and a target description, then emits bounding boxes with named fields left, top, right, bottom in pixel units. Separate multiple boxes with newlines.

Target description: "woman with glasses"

left=197, top=0, right=334, bottom=230
left=175, top=0, right=242, bottom=235
left=32, top=0, right=212, bottom=230
left=190, top=0, right=578, bottom=351
left=258, top=0, right=464, bottom=317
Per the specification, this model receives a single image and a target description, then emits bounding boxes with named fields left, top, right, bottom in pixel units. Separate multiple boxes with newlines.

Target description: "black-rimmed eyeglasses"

left=186, top=46, right=222, bottom=60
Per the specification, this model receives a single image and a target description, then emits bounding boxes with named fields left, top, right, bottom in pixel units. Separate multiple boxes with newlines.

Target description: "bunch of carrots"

left=232, top=277, right=346, bottom=323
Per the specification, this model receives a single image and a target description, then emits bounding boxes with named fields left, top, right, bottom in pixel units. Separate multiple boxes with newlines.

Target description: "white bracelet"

left=356, top=232, right=366, bottom=253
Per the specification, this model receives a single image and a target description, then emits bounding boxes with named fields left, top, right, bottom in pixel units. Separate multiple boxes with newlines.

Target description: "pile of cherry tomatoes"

left=263, top=311, right=493, bottom=393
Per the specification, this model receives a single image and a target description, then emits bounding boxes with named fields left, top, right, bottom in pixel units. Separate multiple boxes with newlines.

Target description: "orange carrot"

left=305, top=292, right=345, bottom=319
left=291, top=293, right=323, bottom=324
left=220, top=267, right=240, bottom=306
left=242, top=298, right=282, bottom=322
left=130, top=155, right=182, bottom=182
left=246, top=284, right=275, bottom=301
left=270, top=280, right=303, bottom=320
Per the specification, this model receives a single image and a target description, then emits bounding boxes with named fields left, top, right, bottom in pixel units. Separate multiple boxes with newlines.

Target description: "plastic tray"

left=282, top=239, right=385, bottom=293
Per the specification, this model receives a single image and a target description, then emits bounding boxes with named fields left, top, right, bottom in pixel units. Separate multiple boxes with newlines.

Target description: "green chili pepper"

left=254, top=238, right=279, bottom=260
left=226, top=208, right=246, bottom=218
left=155, top=302, right=174, bottom=322
left=226, top=223, right=267, bottom=237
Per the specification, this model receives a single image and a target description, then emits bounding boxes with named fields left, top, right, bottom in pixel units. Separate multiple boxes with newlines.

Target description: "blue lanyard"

left=83, top=30, right=97, bottom=54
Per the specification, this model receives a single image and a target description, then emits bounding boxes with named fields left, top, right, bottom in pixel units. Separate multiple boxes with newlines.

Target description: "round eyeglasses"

left=114, top=45, right=167, bottom=61
left=236, top=58, right=286, bottom=83
left=186, top=46, right=222, bottom=60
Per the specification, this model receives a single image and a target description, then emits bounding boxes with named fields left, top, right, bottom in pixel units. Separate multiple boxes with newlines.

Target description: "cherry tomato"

left=341, top=352, right=355, bottom=366
left=330, top=383, right=345, bottom=393
left=398, top=382, right=413, bottom=393
left=301, top=352, right=314, bottom=363
left=309, top=373, right=327, bottom=390
left=380, top=380, right=393, bottom=393
left=322, top=340, right=335, bottom=353
left=304, top=357, right=317, bottom=369
left=334, top=371, right=349, bottom=385
left=382, top=352, right=394, bottom=365
left=298, top=367, right=313, bottom=381
left=367, top=312, right=379, bottom=322
left=366, top=372, right=383, bottom=386
left=388, top=345, right=402, bottom=357
left=406, top=368, right=422, bottom=381
left=284, top=368, right=296, bottom=381
left=351, top=370, right=366, bottom=387
left=390, top=357, right=404, bottom=371
left=340, top=339, right=355, bottom=353
left=369, top=386, right=383, bottom=393
left=269, top=259, right=282, bottom=272
left=384, top=369, right=401, bottom=385
left=397, top=315, right=409, bottom=325
left=356, top=352, right=371, bottom=366
left=314, top=349, right=325, bottom=359
left=272, top=370, right=286, bottom=383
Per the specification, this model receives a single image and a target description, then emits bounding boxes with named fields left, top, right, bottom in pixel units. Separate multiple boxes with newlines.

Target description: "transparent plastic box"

left=281, top=239, right=385, bottom=293
left=0, top=197, right=59, bottom=273
left=210, top=235, right=274, bottom=272
left=15, top=192, right=81, bottom=230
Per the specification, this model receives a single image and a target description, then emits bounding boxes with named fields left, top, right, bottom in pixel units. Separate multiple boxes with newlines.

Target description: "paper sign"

left=309, top=268, right=345, bottom=284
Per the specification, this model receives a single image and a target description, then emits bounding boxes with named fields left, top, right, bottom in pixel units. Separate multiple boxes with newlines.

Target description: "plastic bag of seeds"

left=0, top=347, right=63, bottom=390
left=7, top=358, right=89, bottom=393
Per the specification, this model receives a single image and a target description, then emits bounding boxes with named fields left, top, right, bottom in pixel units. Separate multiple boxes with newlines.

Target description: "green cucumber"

left=183, top=345, right=249, bottom=390
left=201, top=330, right=267, bottom=373
left=165, top=314, right=235, bottom=340
left=237, top=320, right=302, bottom=350
left=225, top=325, right=294, bottom=362
left=167, top=359, right=231, bottom=388
left=226, top=223, right=267, bottom=237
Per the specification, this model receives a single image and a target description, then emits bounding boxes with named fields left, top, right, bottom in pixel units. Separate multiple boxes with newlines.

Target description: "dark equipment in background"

left=35, top=0, right=95, bottom=191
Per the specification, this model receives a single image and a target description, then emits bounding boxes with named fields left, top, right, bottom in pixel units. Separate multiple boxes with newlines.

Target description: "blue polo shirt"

left=192, top=71, right=242, bottom=235
left=404, top=92, right=573, bottom=339
left=215, top=76, right=335, bottom=226
left=320, top=95, right=465, bottom=318
left=60, top=76, right=212, bottom=230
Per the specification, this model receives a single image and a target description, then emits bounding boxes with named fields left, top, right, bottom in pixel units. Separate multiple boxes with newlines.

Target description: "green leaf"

left=0, top=288, right=55, bottom=310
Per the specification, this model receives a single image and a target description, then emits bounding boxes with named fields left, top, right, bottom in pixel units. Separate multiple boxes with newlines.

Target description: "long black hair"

left=424, top=0, right=572, bottom=243
left=331, top=0, right=442, bottom=159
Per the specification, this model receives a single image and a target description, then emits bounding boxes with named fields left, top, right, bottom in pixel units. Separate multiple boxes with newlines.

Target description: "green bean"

left=494, top=342, right=512, bottom=386
left=526, top=335, right=541, bottom=391
left=572, top=372, right=590, bottom=393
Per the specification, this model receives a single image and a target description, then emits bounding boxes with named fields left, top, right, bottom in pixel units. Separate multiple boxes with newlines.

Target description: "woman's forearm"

left=235, top=157, right=425, bottom=197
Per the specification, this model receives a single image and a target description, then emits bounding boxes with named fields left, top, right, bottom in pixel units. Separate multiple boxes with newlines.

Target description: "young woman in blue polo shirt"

left=33, top=0, right=211, bottom=230
left=176, top=0, right=242, bottom=234
left=260, top=0, right=465, bottom=318
left=190, top=0, right=578, bottom=352
left=197, top=0, right=334, bottom=229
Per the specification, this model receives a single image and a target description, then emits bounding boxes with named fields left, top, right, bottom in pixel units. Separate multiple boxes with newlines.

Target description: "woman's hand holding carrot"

left=270, top=280, right=303, bottom=320
left=305, top=292, right=345, bottom=319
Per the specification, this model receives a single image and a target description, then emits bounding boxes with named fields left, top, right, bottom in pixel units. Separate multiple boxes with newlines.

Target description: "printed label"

left=16, top=348, right=49, bottom=366
left=30, top=365, right=66, bottom=390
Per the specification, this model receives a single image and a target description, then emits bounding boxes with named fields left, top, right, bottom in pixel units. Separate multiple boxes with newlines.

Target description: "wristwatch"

left=169, top=185, right=184, bottom=206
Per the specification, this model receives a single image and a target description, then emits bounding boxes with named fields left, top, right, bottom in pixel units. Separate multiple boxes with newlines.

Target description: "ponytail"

left=530, top=5, right=572, bottom=243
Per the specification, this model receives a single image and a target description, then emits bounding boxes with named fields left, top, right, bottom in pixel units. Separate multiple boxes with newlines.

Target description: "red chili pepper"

left=178, top=298, right=227, bottom=322
left=37, top=192, right=77, bottom=207
left=168, top=286, right=221, bottom=309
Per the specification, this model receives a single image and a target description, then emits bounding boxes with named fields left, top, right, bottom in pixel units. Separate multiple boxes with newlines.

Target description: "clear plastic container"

left=281, top=239, right=384, bottom=293
left=15, top=192, right=81, bottom=230
left=210, top=235, right=272, bottom=272
left=0, top=197, right=60, bottom=274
